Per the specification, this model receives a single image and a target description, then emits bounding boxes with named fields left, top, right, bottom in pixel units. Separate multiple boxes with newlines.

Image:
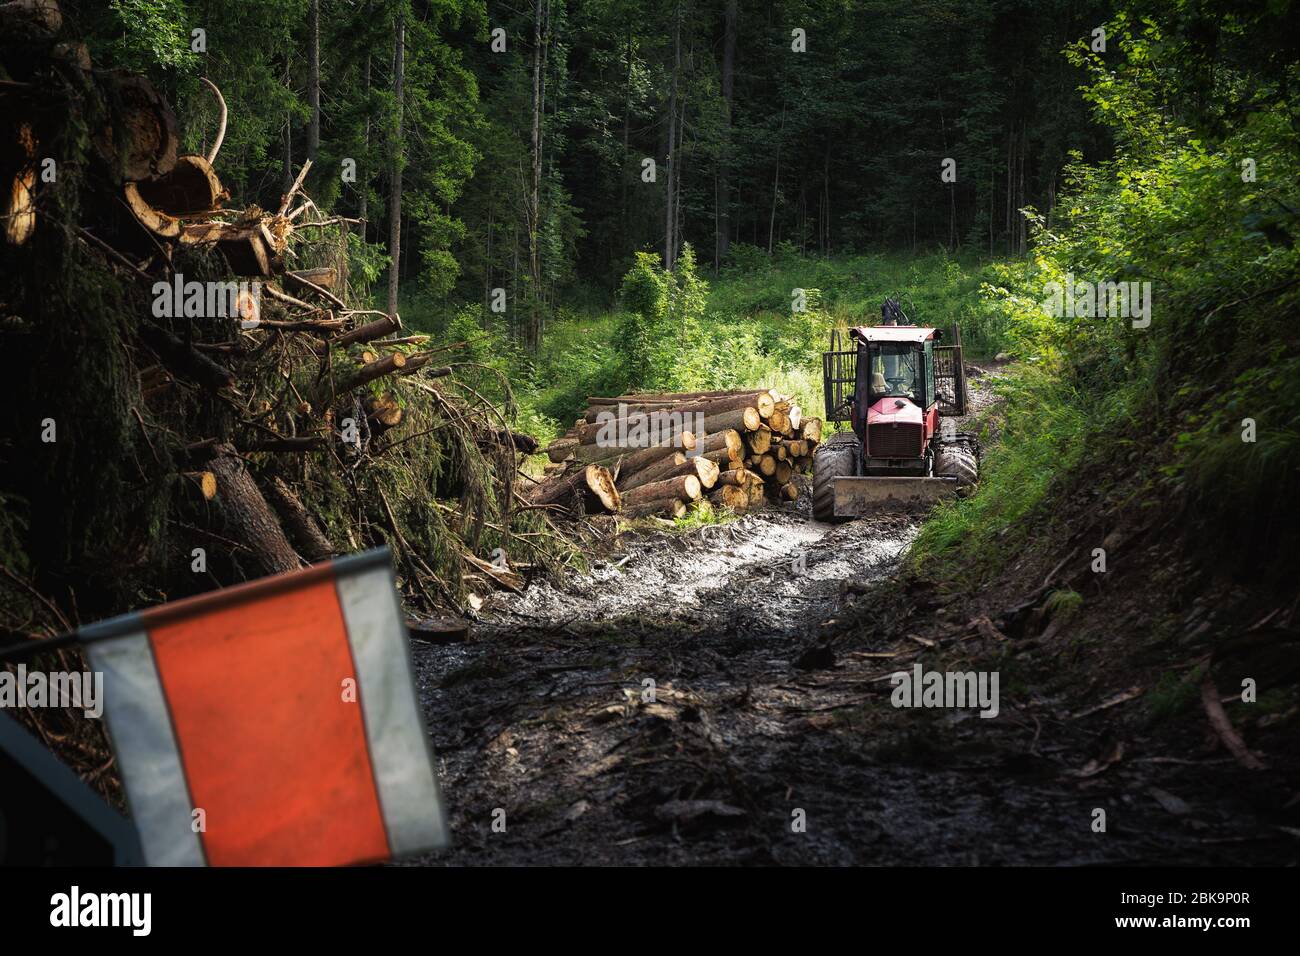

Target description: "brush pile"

left=0, top=0, right=574, bottom=639
left=536, top=389, right=823, bottom=519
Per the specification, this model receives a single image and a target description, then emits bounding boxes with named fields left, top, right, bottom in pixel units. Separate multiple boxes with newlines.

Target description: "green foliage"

left=615, top=245, right=709, bottom=390
left=910, top=367, right=1103, bottom=584
left=1044, top=588, right=1083, bottom=621
left=101, top=0, right=199, bottom=74
left=1146, top=668, right=1202, bottom=723
left=345, top=230, right=390, bottom=301
left=912, top=6, right=1300, bottom=584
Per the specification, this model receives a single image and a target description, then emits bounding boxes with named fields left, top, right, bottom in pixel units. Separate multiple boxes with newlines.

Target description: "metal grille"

left=868, top=423, right=923, bottom=458
left=934, top=324, right=967, bottom=416
left=821, top=329, right=857, bottom=422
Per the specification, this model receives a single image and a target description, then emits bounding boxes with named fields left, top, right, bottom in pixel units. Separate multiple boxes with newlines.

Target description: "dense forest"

left=63, top=0, right=1117, bottom=333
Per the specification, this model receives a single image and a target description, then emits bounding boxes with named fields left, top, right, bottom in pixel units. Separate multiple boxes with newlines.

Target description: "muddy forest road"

left=408, top=377, right=1287, bottom=866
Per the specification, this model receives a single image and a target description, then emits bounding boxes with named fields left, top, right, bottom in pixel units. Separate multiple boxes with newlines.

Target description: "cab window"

left=868, top=344, right=922, bottom=402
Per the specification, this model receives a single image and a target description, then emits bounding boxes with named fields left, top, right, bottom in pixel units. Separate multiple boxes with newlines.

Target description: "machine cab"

left=823, top=322, right=967, bottom=431
left=849, top=326, right=939, bottom=447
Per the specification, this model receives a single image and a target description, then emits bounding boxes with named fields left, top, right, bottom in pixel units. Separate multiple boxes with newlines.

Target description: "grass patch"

left=909, top=365, right=1115, bottom=586
left=409, top=250, right=1018, bottom=457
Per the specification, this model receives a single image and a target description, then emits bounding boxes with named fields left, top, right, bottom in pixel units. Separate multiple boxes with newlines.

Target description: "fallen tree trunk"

left=132, top=153, right=225, bottom=218
left=595, top=388, right=754, bottom=403
left=181, top=470, right=217, bottom=500
left=139, top=321, right=236, bottom=391
left=581, top=389, right=773, bottom=425
left=263, top=475, right=333, bottom=563
left=544, top=437, right=579, bottom=463
left=285, top=266, right=337, bottom=291
left=630, top=455, right=718, bottom=493
left=695, top=428, right=743, bottom=461
left=622, top=473, right=701, bottom=508
left=91, top=71, right=179, bottom=183
left=709, top=485, right=748, bottom=510
left=576, top=429, right=696, bottom=470
left=768, top=409, right=791, bottom=436
left=698, top=404, right=760, bottom=436
left=328, top=313, right=400, bottom=349
left=715, top=466, right=748, bottom=488
left=700, top=445, right=742, bottom=467
left=364, top=391, right=402, bottom=430
left=206, top=445, right=303, bottom=574
left=746, top=425, right=772, bottom=455
left=396, top=354, right=452, bottom=377
left=528, top=463, right=620, bottom=512
left=621, top=497, right=686, bottom=519
left=617, top=450, right=686, bottom=491
left=333, top=352, right=406, bottom=395
left=3, top=121, right=36, bottom=246
left=0, top=0, right=63, bottom=37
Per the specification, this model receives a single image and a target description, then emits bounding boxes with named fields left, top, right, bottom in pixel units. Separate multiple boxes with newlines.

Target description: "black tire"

left=934, top=435, right=979, bottom=489
left=812, top=431, right=859, bottom=522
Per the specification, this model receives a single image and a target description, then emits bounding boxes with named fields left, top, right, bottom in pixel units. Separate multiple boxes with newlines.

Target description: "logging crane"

left=812, top=298, right=978, bottom=520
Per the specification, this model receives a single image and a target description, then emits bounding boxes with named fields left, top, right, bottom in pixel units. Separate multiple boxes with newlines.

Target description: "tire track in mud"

left=411, top=500, right=1243, bottom=866
left=408, top=505, right=940, bottom=866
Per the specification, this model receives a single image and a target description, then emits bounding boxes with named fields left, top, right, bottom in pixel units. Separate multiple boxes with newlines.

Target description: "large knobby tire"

left=812, top=431, right=859, bottom=522
left=934, top=435, right=979, bottom=489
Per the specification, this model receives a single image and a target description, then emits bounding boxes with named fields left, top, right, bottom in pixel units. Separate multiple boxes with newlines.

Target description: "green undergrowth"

left=909, top=19, right=1300, bottom=591
left=406, top=246, right=1016, bottom=455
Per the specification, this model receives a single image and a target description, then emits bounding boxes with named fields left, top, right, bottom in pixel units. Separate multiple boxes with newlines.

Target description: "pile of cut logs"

left=531, top=389, right=823, bottom=519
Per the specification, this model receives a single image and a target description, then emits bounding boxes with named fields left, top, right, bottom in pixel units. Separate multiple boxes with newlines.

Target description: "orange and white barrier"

left=84, top=548, right=446, bottom=866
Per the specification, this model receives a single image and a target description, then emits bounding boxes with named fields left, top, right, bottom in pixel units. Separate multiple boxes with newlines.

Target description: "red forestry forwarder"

left=813, top=298, right=979, bottom=520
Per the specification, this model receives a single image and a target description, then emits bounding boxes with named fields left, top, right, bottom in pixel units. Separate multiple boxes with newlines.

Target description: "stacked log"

left=538, top=388, right=823, bottom=518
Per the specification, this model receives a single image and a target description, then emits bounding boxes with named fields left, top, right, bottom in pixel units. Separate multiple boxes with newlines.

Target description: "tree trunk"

left=281, top=63, right=293, bottom=195
left=664, top=1, right=680, bottom=270
left=709, top=485, right=748, bottom=510
left=386, top=8, right=405, bottom=319
left=527, top=0, right=550, bottom=350
left=621, top=30, right=631, bottom=232
left=623, top=455, right=717, bottom=493
left=622, top=497, right=687, bottom=519
left=622, top=474, right=701, bottom=508
left=307, top=0, right=320, bottom=163
left=717, top=0, right=736, bottom=266
left=715, top=467, right=748, bottom=488
left=263, top=475, right=333, bottom=563
left=694, top=428, right=743, bottom=461
left=616, top=451, right=686, bottom=491
left=358, top=52, right=370, bottom=231
left=698, top=404, right=759, bottom=435
left=528, top=464, right=620, bottom=512
left=207, top=445, right=303, bottom=575
left=768, top=104, right=786, bottom=254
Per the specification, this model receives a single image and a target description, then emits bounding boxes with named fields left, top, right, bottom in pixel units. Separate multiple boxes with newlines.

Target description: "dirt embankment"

left=410, top=366, right=1299, bottom=866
